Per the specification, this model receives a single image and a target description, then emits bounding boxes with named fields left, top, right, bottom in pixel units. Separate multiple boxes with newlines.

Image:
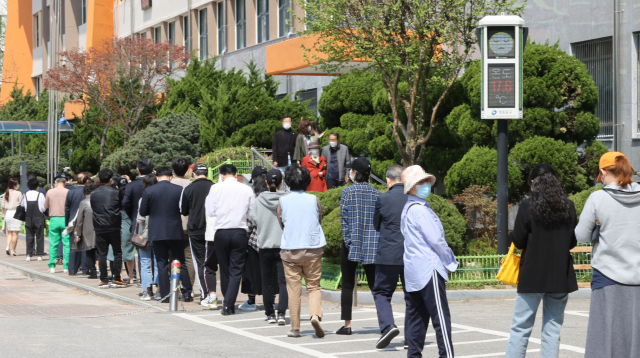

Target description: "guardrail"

left=250, top=147, right=289, bottom=192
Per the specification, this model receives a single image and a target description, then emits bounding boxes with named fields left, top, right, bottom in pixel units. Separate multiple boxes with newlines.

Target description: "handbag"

left=495, top=243, right=524, bottom=285
left=13, top=205, right=26, bottom=221
left=130, top=223, right=149, bottom=250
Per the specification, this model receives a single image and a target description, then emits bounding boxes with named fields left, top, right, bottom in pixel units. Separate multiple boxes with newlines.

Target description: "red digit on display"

left=505, top=81, right=512, bottom=92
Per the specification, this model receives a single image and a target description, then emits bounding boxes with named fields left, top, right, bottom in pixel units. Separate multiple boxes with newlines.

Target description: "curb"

left=0, top=258, right=168, bottom=313
left=303, top=287, right=591, bottom=304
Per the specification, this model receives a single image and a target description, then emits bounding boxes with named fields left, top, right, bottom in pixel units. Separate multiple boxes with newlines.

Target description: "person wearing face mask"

left=336, top=158, right=381, bottom=335
left=401, top=165, right=457, bottom=358
left=322, top=132, right=351, bottom=189
left=294, top=120, right=326, bottom=164
left=272, top=116, right=298, bottom=172
left=301, top=141, right=327, bottom=192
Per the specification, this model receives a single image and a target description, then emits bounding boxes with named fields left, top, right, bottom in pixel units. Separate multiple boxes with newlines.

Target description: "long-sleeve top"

left=136, top=198, right=149, bottom=239
left=373, top=183, right=408, bottom=265
left=401, top=196, right=458, bottom=292
left=340, top=182, right=381, bottom=264
left=2, top=189, right=23, bottom=220
left=205, top=177, right=254, bottom=230
left=74, top=197, right=96, bottom=250
left=44, top=187, right=69, bottom=217
left=172, top=177, right=190, bottom=232
left=22, top=191, right=46, bottom=213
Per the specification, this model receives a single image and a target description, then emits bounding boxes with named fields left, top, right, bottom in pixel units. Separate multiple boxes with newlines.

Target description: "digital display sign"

left=487, top=27, right=515, bottom=59
left=487, top=64, right=515, bottom=108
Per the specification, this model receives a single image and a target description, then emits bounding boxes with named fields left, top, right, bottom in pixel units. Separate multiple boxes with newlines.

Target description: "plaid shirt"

left=340, top=182, right=381, bottom=264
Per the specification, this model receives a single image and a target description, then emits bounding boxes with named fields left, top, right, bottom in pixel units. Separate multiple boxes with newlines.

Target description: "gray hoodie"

left=251, top=191, right=289, bottom=249
left=575, top=182, right=640, bottom=285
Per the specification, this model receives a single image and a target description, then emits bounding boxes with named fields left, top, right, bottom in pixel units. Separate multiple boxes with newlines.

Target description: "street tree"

left=45, top=37, right=189, bottom=161
left=296, top=0, right=521, bottom=166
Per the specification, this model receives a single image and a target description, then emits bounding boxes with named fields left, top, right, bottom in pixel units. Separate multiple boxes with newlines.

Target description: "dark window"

left=168, top=22, right=175, bottom=45
left=217, top=2, right=225, bottom=54
left=82, top=0, right=87, bottom=25
left=236, top=0, right=246, bottom=49
left=34, top=14, right=40, bottom=47
left=298, top=89, right=318, bottom=113
left=637, top=33, right=640, bottom=137
left=199, top=8, right=208, bottom=60
left=154, top=26, right=161, bottom=43
left=278, top=0, right=289, bottom=37
left=183, top=16, right=190, bottom=51
left=257, top=0, right=269, bottom=43
left=573, top=37, right=613, bottom=138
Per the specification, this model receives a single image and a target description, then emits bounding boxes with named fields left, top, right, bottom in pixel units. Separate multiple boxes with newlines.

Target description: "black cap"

left=55, top=173, right=66, bottom=180
left=266, top=169, right=283, bottom=186
left=194, top=163, right=208, bottom=171
left=249, top=166, right=268, bottom=183
left=350, top=157, right=371, bottom=174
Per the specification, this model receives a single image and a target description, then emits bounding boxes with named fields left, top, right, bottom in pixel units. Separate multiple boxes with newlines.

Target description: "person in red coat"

left=302, top=141, right=327, bottom=193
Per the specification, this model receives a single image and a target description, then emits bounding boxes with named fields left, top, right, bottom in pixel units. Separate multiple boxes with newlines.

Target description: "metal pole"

left=11, top=132, right=14, bottom=156
left=18, top=132, right=22, bottom=155
left=131, top=0, right=134, bottom=39
left=20, top=162, right=27, bottom=192
left=187, top=0, right=191, bottom=54
left=496, top=119, right=509, bottom=255
left=612, top=0, right=620, bottom=151
left=169, top=260, right=181, bottom=311
left=251, top=147, right=255, bottom=169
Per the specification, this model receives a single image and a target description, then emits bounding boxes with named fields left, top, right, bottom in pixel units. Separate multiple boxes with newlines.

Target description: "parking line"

left=457, top=349, right=540, bottom=358
left=268, top=326, right=387, bottom=338
left=193, top=309, right=374, bottom=321
left=174, top=313, right=339, bottom=358
left=332, top=338, right=509, bottom=355
left=565, top=311, right=590, bottom=317
left=297, top=330, right=471, bottom=346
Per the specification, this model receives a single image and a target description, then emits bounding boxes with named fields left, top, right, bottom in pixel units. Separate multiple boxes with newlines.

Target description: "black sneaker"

left=404, top=339, right=408, bottom=350
left=184, top=296, right=194, bottom=303
left=221, top=307, right=234, bottom=316
left=336, top=326, right=352, bottom=335
left=266, top=314, right=276, bottom=324
left=376, top=324, right=400, bottom=349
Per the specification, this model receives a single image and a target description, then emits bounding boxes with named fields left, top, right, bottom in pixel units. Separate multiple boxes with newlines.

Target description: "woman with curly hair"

left=505, top=164, right=578, bottom=357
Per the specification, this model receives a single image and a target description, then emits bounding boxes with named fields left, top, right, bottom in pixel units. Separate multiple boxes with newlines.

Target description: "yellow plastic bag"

left=496, top=243, right=523, bottom=285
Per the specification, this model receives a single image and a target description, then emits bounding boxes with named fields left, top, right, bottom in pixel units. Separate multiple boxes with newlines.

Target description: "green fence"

left=209, top=159, right=254, bottom=181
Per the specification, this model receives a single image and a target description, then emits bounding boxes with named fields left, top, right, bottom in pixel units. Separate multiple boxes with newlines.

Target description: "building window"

left=81, top=0, right=87, bottom=25
left=278, top=0, right=289, bottom=37
left=236, top=0, right=246, bottom=50
left=298, top=89, right=318, bottom=114
left=573, top=37, right=613, bottom=138
left=199, top=8, right=208, bottom=60
left=217, top=2, right=225, bottom=54
left=168, top=22, right=175, bottom=45
left=34, top=14, right=40, bottom=47
left=34, top=77, right=40, bottom=99
left=154, top=26, right=162, bottom=43
left=183, top=15, right=190, bottom=51
left=257, top=0, right=269, bottom=43
left=637, top=33, right=640, bottom=137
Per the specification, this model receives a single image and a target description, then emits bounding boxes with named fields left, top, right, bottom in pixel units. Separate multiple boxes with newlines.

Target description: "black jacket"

left=512, top=198, right=578, bottom=293
left=90, top=185, right=122, bottom=234
left=272, top=129, right=297, bottom=167
left=122, top=177, right=144, bottom=234
left=65, top=186, right=86, bottom=225
left=139, top=180, right=183, bottom=241
left=373, top=183, right=408, bottom=265
left=180, top=178, right=214, bottom=236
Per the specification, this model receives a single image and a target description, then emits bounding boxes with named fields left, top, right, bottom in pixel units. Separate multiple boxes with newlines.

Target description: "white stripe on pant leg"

left=203, top=241, right=210, bottom=296
left=433, top=271, right=453, bottom=358
left=190, top=237, right=204, bottom=300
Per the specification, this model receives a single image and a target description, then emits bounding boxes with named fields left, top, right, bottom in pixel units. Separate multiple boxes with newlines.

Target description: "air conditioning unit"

left=141, top=0, right=152, bottom=10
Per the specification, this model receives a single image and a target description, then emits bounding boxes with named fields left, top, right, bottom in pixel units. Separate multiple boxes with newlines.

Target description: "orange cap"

left=597, top=151, right=626, bottom=182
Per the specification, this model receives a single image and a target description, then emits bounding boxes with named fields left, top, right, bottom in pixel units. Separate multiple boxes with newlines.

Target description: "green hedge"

left=568, top=184, right=603, bottom=219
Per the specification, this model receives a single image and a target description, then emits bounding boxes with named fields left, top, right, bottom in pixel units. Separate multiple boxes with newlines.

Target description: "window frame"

left=236, top=0, right=246, bottom=50
left=81, top=0, right=87, bottom=25
left=199, top=8, right=208, bottom=61
left=257, top=0, right=269, bottom=44
left=34, top=14, right=40, bottom=47
left=183, top=15, right=190, bottom=52
left=154, top=26, right=162, bottom=43
left=278, top=0, right=290, bottom=37
left=217, top=2, right=225, bottom=55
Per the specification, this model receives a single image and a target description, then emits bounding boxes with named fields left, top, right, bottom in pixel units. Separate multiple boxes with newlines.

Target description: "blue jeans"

left=138, top=243, right=158, bottom=291
left=505, top=293, right=568, bottom=358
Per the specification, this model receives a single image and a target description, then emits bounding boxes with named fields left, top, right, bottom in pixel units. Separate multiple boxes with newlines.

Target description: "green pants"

left=48, top=216, right=70, bottom=269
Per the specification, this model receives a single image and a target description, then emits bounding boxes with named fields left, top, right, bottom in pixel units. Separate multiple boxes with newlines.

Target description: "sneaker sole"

left=311, top=319, right=325, bottom=338
left=376, top=328, right=400, bottom=349
left=110, top=285, right=127, bottom=288
left=278, top=320, right=286, bottom=326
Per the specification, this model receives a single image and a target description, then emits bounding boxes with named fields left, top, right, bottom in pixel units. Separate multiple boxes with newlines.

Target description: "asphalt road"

left=0, top=265, right=589, bottom=357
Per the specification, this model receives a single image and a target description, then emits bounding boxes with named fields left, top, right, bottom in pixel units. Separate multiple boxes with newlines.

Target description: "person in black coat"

left=272, top=116, right=297, bottom=170
left=139, top=166, right=193, bottom=302
left=371, top=165, right=409, bottom=348
left=65, top=173, right=92, bottom=275
left=505, top=164, right=578, bottom=357
left=122, top=157, right=154, bottom=235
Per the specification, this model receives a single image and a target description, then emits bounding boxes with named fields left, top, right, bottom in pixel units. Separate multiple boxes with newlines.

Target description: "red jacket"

left=302, top=155, right=327, bottom=193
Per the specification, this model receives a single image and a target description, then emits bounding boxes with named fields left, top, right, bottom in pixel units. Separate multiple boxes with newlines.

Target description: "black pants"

left=96, top=231, right=122, bottom=283
left=260, top=248, right=288, bottom=316
left=372, top=264, right=408, bottom=332
left=68, top=232, right=82, bottom=275
left=327, top=179, right=345, bottom=190
left=406, top=271, right=453, bottom=358
left=215, top=229, right=248, bottom=308
left=189, top=235, right=207, bottom=299
left=84, top=249, right=97, bottom=275
left=241, top=246, right=262, bottom=295
left=340, top=242, right=376, bottom=320
left=203, top=241, right=218, bottom=296
left=25, top=217, right=45, bottom=256
left=154, top=239, right=193, bottom=299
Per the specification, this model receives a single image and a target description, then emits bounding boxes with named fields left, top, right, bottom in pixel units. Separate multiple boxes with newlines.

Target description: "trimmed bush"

left=426, top=194, right=467, bottom=256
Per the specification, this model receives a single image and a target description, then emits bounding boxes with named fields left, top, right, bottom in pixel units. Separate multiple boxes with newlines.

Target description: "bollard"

left=169, top=260, right=181, bottom=312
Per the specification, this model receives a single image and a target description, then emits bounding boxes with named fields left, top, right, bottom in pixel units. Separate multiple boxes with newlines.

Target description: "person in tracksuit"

left=180, top=163, right=215, bottom=306
left=401, top=165, right=458, bottom=358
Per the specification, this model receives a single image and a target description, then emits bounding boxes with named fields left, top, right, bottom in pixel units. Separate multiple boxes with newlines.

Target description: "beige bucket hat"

left=401, top=165, right=436, bottom=194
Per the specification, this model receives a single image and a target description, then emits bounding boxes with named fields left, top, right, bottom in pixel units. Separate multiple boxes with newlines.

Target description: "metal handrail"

left=369, top=173, right=387, bottom=188
left=250, top=147, right=289, bottom=192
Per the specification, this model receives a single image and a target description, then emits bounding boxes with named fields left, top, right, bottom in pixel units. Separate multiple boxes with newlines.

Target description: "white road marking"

left=457, top=349, right=540, bottom=358
left=297, top=330, right=471, bottom=346
left=241, top=315, right=403, bottom=331
left=451, top=323, right=586, bottom=354
left=332, top=338, right=509, bottom=355
left=268, top=326, right=390, bottom=338
left=174, top=313, right=338, bottom=358
left=565, top=311, right=590, bottom=317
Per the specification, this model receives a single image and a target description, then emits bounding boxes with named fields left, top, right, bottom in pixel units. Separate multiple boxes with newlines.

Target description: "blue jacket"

left=138, top=180, right=183, bottom=242
left=373, top=183, right=408, bottom=265
left=122, top=177, right=144, bottom=234
left=65, top=186, right=86, bottom=226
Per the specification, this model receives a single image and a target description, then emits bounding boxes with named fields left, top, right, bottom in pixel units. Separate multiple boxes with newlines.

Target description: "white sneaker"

left=201, top=294, right=218, bottom=309
left=37, top=256, right=42, bottom=261
left=63, top=269, right=69, bottom=274
left=49, top=268, right=55, bottom=273
left=26, top=256, right=31, bottom=262
left=238, top=300, right=257, bottom=311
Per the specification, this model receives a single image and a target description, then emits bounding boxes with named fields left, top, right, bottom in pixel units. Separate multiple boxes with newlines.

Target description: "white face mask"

left=308, top=126, right=312, bottom=132
left=283, top=122, right=291, bottom=130
left=349, top=170, right=356, bottom=182
left=329, top=141, right=338, bottom=148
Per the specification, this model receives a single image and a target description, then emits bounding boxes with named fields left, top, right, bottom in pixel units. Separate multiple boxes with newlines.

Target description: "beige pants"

left=283, top=254, right=323, bottom=330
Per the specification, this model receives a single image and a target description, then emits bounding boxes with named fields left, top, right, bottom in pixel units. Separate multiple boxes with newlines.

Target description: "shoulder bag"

left=130, top=223, right=149, bottom=250
left=495, top=243, right=523, bottom=286
left=13, top=192, right=27, bottom=221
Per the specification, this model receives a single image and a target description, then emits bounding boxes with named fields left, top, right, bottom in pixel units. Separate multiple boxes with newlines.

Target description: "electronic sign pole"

left=477, top=14, right=527, bottom=255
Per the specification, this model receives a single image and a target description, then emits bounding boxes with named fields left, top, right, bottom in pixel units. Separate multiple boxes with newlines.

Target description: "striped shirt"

left=340, top=182, right=381, bottom=264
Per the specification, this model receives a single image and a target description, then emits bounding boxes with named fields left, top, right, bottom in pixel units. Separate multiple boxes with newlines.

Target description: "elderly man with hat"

left=336, top=157, right=382, bottom=335
left=44, top=173, right=71, bottom=273
left=401, top=165, right=458, bottom=358
left=301, top=141, right=327, bottom=192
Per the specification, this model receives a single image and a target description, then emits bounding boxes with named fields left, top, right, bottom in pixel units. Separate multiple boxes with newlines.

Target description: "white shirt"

left=205, top=177, right=254, bottom=230
left=22, top=190, right=46, bottom=213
